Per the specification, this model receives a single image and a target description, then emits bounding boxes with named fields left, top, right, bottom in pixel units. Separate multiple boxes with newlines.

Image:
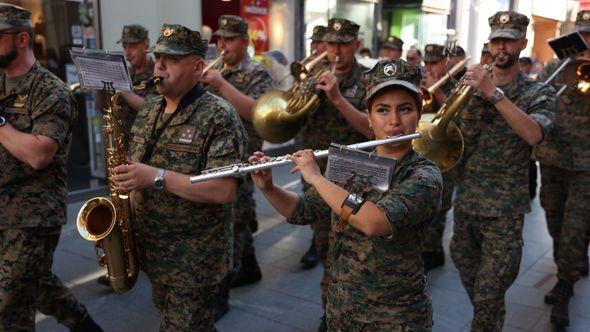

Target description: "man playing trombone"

left=533, top=10, right=590, bottom=328
left=450, top=11, right=555, bottom=331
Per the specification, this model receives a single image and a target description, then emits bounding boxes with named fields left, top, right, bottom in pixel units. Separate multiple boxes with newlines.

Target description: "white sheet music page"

left=69, top=48, right=132, bottom=92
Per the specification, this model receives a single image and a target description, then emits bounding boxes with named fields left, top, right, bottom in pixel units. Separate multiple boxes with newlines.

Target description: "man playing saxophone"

left=112, top=24, right=247, bottom=331
left=0, top=4, right=102, bottom=331
left=533, top=10, right=590, bottom=328
left=201, top=14, right=273, bottom=320
left=420, top=43, right=458, bottom=271
left=450, top=11, right=555, bottom=331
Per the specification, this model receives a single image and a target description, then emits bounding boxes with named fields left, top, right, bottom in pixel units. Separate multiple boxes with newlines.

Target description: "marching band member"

left=113, top=24, right=247, bottom=331
left=533, top=10, right=590, bottom=328
left=250, top=58, right=442, bottom=331
left=450, top=11, right=555, bottom=331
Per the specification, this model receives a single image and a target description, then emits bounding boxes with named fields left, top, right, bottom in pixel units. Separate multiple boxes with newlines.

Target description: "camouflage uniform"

left=0, top=5, right=92, bottom=330
left=116, top=24, right=158, bottom=147
left=421, top=43, right=458, bottom=259
left=533, top=11, right=590, bottom=288
left=450, top=12, right=555, bottom=331
left=300, top=18, right=368, bottom=306
left=210, top=15, right=274, bottom=280
left=288, top=149, right=441, bottom=331
left=129, top=24, right=247, bottom=331
left=290, top=58, right=442, bottom=331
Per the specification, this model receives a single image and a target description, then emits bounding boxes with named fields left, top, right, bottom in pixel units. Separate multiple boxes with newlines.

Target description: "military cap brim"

left=423, top=55, right=444, bottom=63
left=366, top=79, right=421, bottom=101
left=116, top=37, right=147, bottom=44
left=323, top=33, right=355, bottom=43
left=147, top=44, right=198, bottom=56
left=214, top=29, right=247, bottom=38
left=488, top=29, right=525, bottom=40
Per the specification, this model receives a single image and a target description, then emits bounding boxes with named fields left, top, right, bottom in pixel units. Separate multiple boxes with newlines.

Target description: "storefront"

left=382, top=0, right=451, bottom=55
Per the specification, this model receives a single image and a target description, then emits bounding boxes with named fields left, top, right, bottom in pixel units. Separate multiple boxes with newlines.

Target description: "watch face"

left=0, top=116, right=5, bottom=126
left=154, top=179, right=164, bottom=189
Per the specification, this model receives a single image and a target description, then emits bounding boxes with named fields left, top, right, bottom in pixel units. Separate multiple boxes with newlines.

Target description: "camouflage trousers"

left=422, top=169, right=456, bottom=253
left=232, top=176, right=257, bottom=272
left=152, top=283, right=217, bottom=332
left=450, top=211, right=523, bottom=332
left=327, top=284, right=432, bottom=332
left=0, top=227, right=89, bottom=332
left=540, top=164, right=590, bottom=284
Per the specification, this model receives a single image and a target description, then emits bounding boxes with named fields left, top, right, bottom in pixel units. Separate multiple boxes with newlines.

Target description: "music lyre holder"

left=546, top=32, right=590, bottom=95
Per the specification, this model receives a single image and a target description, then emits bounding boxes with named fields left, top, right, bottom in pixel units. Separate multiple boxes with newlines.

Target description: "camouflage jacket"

left=301, top=61, right=368, bottom=172
left=533, top=58, right=590, bottom=171
left=288, top=150, right=442, bottom=324
left=0, top=62, right=76, bottom=229
left=209, top=55, right=274, bottom=154
left=120, top=57, right=158, bottom=144
left=129, top=85, right=247, bottom=287
left=455, top=71, right=555, bottom=217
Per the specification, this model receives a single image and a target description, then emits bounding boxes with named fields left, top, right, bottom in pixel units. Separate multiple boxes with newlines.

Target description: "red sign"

left=581, top=0, right=590, bottom=11
left=241, top=0, right=270, bottom=55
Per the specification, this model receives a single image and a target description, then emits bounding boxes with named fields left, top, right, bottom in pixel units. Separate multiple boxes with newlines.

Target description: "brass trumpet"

left=422, top=57, right=470, bottom=113
left=203, top=50, right=226, bottom=75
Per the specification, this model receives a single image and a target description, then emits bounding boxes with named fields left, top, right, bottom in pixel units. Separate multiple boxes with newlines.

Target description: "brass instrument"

left=69, top=82, right=81, bottom=92
left=558, top=59, right=590, bottom=94
left=251, top=51, right=331, bottom=143
left=413, top=61, right=495, bottom=172
left=203, top=50, right=226, bottom=75
left=76, top=76, right=162, bottom=294
left=422, top=58, right=470, bottom=113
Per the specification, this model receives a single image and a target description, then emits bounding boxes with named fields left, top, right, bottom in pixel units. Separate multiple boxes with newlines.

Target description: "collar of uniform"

left=335, top=60, right=364, bottom=89
left=167, top=83, right=207, bottom=126
left=394, top=148, right=417, bottom=176
left=221, top=54, right=251, bottom=76
left=130, top=56, right=155, bottom=78
left=0, top=61, right=40, bottom=100
left=497, top=70, right=528, bottom=101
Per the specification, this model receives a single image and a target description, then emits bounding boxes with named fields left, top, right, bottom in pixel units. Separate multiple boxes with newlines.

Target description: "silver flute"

left=189, top=132, right=421, bottom=184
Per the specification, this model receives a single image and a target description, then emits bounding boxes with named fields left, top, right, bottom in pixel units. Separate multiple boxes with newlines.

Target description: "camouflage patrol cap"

left=575, top=10, right=590, bottom=33
left=214, top=15, right=248, bottom=38
left=310, top=25, right=328, bottom=42
left=382, top=35, right=404, bottom=50
left=0, top=3, right=31, bottom=31
left=482, top=42, right=490, bottom=53
left=488, top=11, right=529, bottom=40
left=148, top=24, right=208, bottom=57
left=117, top=24, right=149, bottom=44
left=423, top=44, right=446, bottom=63
left=362, top=59, right=422, bottom=101
left=324, top=18, right=360, bottom=43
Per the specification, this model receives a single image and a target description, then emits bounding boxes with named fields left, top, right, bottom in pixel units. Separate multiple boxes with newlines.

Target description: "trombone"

left=422, top=57, right=470, bottom=113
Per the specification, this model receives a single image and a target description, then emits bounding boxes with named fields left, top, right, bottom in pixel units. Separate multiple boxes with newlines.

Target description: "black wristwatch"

left=153, top=168, right=166, bottom=190
left=0, top=115, right=6, bottom=127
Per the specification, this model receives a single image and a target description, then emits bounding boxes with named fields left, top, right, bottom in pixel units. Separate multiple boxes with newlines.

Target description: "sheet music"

left=69, top=48, right=132, bottom=92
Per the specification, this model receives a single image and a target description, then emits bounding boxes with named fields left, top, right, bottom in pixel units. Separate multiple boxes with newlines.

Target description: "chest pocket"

left=165, top=143, right=203, bottom=174
left=3, top=107, right=32, bottom=131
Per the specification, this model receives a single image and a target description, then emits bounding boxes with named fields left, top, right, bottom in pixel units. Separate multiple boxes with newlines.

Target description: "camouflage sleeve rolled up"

left=526, top=81, right=555, bottom=139
left=376, top=163, right=442, bottom=237
left=204, top=99, right=248, bottom=170
left=287, top=187, right=331, bottom=226
left=29, top=81, right=76, bottom=148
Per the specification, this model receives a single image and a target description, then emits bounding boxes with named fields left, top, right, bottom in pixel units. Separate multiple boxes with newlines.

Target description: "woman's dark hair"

left=366, top=85, right=422, bottom=113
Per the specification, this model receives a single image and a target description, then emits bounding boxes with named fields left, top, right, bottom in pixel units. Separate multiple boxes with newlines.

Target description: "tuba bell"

left=76, top=76, right=162, bottom=294
left=251, top=51, right=329, bottom=143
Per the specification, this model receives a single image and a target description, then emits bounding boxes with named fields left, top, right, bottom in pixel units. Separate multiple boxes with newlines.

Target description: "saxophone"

left=76, top=77, right=161, bottom=293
